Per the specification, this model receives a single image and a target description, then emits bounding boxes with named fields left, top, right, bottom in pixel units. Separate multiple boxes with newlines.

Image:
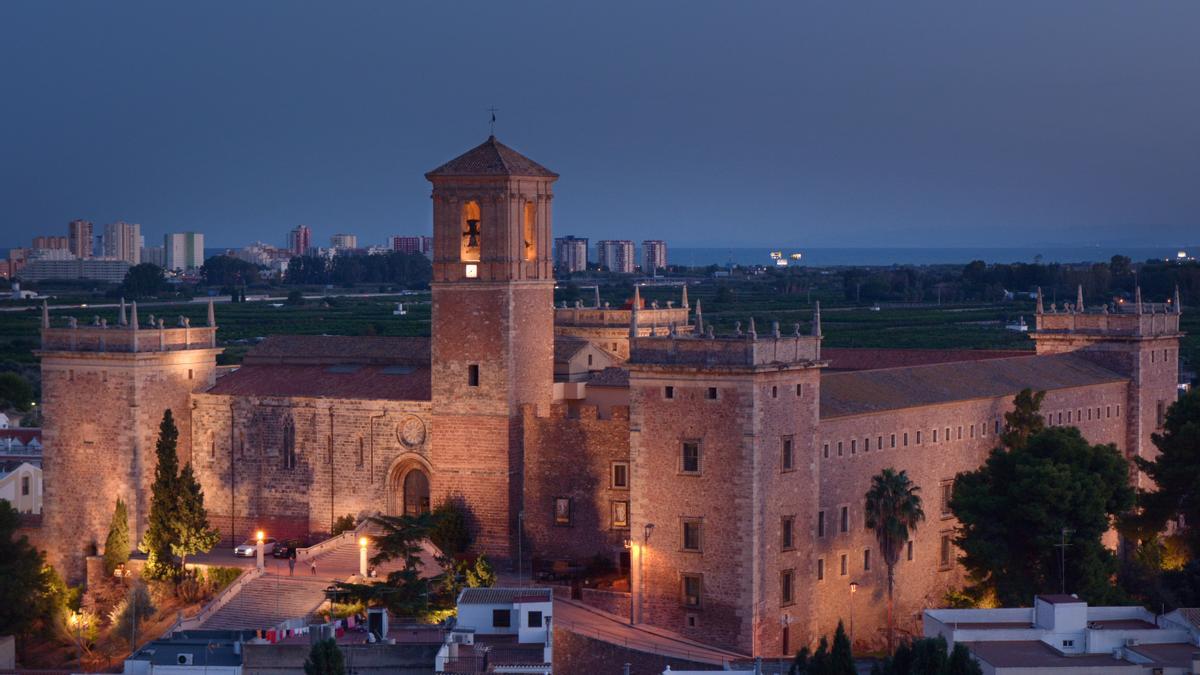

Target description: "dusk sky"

left=2, top=2, right=1198, bottom=250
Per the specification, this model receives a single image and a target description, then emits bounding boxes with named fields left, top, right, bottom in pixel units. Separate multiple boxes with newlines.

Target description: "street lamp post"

left=636, top=523, right=654, bottom=625
left=849, top=581, right=859, bottom=646
left=256, top=530, right=265, bottom=570
left=359, top=536, right=369, bottom=577
left=623, top=538, right=633, bottom=625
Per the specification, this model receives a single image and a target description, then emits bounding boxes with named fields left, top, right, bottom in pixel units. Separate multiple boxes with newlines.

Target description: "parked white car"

left=234, top=537, right=277, bottom=557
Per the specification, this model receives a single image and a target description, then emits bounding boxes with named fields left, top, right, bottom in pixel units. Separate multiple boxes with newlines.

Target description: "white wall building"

left=103, top=221, right=142, bottom=265
left=924, top=595, right=1200, bottom=674
left=436, top=587, right=553, bottom=674
left=596, top=239, right=635, bottom=274
left=165, top=232, right=205, bottom=271
left=642, top=239, right=668, bottom=273
left=0, top=461, right=42, bottom=514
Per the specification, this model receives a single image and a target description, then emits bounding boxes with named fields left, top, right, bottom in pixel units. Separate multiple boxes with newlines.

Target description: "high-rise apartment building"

left=288, top=225, right=312, bottom=256
left=391, top=236, right=423, bottom=255
left=164, top=232, right=205, bottom=271
left=141, top=246, right=166, bottom=267
left=32, top=236, right=69, bottom=250
left=103, top=221, right=141, bottom=265
left=596, top=239, right=635, bottom=274
left=642, top=239, right=667, bottom=273
left=553, top=235, right=589, bottom=273
left=67, top=220, right=93, bottom=259
left=330, top=233, right=358, bottom=250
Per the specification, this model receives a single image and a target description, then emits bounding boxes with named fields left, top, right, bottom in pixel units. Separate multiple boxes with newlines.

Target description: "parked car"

left=273, top=539, right=303, bottom=558
left=234, top=537, right=277, bottom=557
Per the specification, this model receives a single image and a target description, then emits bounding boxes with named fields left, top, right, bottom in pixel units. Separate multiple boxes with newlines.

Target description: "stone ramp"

left=199, top=575, right=330, bottom=630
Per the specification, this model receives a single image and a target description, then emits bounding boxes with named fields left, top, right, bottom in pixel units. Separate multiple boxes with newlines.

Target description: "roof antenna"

left=488, top=106, right=499, bottom=137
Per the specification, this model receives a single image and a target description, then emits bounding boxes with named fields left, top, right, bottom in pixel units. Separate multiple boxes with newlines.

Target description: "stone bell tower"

left=426, top=136, right=557, bottom=560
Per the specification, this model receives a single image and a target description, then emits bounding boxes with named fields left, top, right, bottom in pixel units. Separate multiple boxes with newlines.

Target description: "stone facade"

left=35, top=137, right=1185, bottom=662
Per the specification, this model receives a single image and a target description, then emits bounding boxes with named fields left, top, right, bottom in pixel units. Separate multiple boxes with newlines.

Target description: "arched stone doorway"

left=386, top=455, right=432, bottom=517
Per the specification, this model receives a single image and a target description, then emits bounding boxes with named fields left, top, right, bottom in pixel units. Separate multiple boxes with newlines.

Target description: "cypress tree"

left=141, top=410, right=181, bottom=579
left=830, top=620, right=855, bottom=675
left=303, top=638, right=345, bottom=675
left=103, top=498, right=131, bottom=575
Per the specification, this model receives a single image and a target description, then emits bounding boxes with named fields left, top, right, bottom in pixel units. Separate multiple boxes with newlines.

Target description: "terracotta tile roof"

left=820, top=353, right=1126, bottom=419
left=242, top=335, right=430, bottom=366
left=821, top=348, right=1029, bottom=372
left=425, top=136, right=558, bottom=179
left=587, top=367, right=629, bottom=388
left=966, top=641, right=1140, bottom=669
left=554, top=336, right=591, bottom=363
left=458, top=587, right=553, bottom=605
left=205, top=364, right=431, bottom=401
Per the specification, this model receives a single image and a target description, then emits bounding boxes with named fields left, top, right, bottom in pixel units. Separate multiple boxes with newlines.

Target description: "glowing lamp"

left=849, top=581, right=859, bottom=594
left=359, top=537, right=369, bottom=548
left=256, top=530, right=264, bottom=542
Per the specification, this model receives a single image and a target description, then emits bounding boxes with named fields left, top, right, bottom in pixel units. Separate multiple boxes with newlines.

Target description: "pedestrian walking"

left=311, top=560, right=317, bottom=576
left=288, top=556, right=296, bottom=576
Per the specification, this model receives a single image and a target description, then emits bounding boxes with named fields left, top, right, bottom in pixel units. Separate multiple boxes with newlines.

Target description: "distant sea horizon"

left=2, top=245, right=1195, bottom=271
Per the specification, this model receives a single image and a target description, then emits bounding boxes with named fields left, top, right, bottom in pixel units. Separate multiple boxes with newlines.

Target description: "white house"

left=436, top=587, right=553, bottom=674
left=0, top=412, right=9, bottom=429
left=124, top=633, right=245, bottom=675
left=924, top=595, right=1200, bottom=674
left=0, top=461, right=42, bottom=513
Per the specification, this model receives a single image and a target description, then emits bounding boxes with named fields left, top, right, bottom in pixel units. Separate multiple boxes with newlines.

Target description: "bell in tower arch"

left=460, top=201, right=481, bottom=262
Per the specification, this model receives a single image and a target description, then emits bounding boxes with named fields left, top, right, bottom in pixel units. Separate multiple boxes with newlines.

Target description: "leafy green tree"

left=141, top=410, right=182, bottom=579
left=947, top=643, right=983, bottom=675
left=429, top=499, right=472, bottom=558
left=0, top=500, right=46, bottom=635
left=0, top=371, right=35, bottom=411
left=1000, top=388, right=1045, bottom=451
left=865, top=468, right=925, bottom=654
left=286, top=289, right=306, bottom=306
left=103, top=497, right=131, bottom=575
left=331, top=514, right=357, bottom=536
left=109, top=582, right=155, bottom=646
left=303, top=637, right=345, bottom=675
left=120, top=263, right=167, bottom=298
left=1127, top=389, right=1200, bottom=555
left=951, top=426, right=1134, bottom=606
left=172, top=463, right=220, bottom=569
left=872, top=637, right=981, bottom=675
left=335, top=512, right=436, bottom=616
left=200, top=255, right=260, bottom=288
left=466, top=556, right=496, bottom=588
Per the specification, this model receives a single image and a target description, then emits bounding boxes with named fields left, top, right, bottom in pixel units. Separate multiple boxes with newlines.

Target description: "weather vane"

left=488, top=106, right=499, bottom=136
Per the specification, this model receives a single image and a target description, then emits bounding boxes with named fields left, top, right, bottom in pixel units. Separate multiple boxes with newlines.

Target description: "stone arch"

left=385, top=453, right=433, bottom=517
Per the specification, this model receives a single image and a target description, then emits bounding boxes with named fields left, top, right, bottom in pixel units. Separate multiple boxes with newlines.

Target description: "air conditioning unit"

left=1125, top=638, right=1140, bottom=647
left=451, top=631, right=474, bottom=645
left=177, top=653, right=194, bottom=665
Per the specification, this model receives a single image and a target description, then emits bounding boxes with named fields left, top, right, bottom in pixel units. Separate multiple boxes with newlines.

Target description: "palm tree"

left=865, top=468, right=925, bottom=654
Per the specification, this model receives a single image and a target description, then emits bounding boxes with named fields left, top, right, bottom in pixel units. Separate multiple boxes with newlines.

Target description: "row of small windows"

left=664, top=383, right=805, bottom=401
left=822, top=421, right=997, bottom=459
left=1047, top=404, right=1120, bottom=427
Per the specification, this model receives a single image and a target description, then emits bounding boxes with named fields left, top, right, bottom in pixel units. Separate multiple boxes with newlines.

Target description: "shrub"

left=465, top=556, right=496, bottom=588
left=103, top=498, right=131, bottom=576
left=176, top=576, right=205, bottom=604
left=109, top=582, right=155, bottom=646
left=205, top=566, right=243, bottom=592
left=331, top=514, right=357, bottom=536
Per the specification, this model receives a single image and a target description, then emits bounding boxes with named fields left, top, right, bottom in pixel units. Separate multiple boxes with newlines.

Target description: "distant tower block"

left=38, top=304, right=221, bottom=581
left=426, top=136, right=558, bottom=561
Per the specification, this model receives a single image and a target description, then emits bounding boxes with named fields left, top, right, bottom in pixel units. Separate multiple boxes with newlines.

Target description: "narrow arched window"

left=461, top=201, right=481, bottom=262
left=523, top=200, right=537, bottom=261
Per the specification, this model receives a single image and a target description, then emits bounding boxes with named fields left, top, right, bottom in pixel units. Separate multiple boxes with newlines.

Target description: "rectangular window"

left=941, top=482, right=953, bottom=517
left=840, top=506, right=849, bottom=533
left=906, top=540, right=914, bottom=561
left=781, top=569, right=794, bottom=605
left=877, top=436, right=883, bottom=450
left=681, top=441, right=701, bottom=474
left=682, top=519, right=702, bottom=551
left=493, top=609, right=511, bottom=628
left=933, top=428, right=938, bottom=443
left=994, top=420, right=1001, bottom=434
left=1057, top=412, right=1063, bottom=425
left=940, top=533, right=952, bottom=568
left=891, top=434, right=897, bottom=448
left=1107, top=405, right=1112, bottom=418
left=840, top=554, right=848, bottom=576
left=467, top=364, right=480, bottom=387
left=945, top=427, right=951, bottom=442
left=823, top=443, right=829, bottom=459
left=957, top=426, right=963, bottom=440
left=916, top=431, right=922, bottom=445
left=850, top=439, right=856, bottom=454
left=903, top=432, right=909, bottom=447
left=817, top=558, right=825, bottom=581
left=682, top=574, right=702, bottom=608
left=1087, top=408, right=1092, bottom=421
left=554, top=497, right=572, bottom=526
left=796, top=383, right=803, bottom=397
left=527, top=610, right=543, bottom=628
left=837, top=441, right=843, bottom=457
left=21, top=476, right=30, bottom=496
left=863, top=548, right=871, bottom=571
left=187, top=368, right=193, bottom=380
left=781, top=516, right=795, bottom=550
left=1117, top=404, right=1121, bottom=417
left=781, top=437, right=794, bottom=471
left=664, top=385, right=675, bottom=399
left=706, top=387, right=717, bottom=400
left=612, top=462, right=629, bottom=488
left=817, top=511, right=825, bottom=538
left=1158, top=401, right=1167, bottom=428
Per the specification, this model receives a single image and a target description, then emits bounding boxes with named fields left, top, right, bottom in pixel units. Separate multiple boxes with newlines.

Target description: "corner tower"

left=427, top=136, right=557, bottom=560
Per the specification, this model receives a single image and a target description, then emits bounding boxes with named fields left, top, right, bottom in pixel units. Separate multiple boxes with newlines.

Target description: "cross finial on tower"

left=487, top=106, right=499, bottom=137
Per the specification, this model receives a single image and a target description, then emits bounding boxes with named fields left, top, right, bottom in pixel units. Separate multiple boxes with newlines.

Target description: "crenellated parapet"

left=38, top=298, right=219, bottom=354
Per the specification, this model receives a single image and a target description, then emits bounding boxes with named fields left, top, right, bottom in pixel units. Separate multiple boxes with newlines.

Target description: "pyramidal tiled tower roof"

left=426, top=136, right=558, bottom=179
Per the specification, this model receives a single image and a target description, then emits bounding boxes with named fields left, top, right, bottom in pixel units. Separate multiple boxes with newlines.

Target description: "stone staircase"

left=199, top=575, right=330, bottom=630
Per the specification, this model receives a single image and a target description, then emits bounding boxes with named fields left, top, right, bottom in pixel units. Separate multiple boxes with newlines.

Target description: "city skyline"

left=3, top=2, right=1199, bottom=251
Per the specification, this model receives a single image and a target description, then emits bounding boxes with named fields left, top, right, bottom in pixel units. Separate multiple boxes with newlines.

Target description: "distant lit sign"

left=465, top=264, right=478, bottom=279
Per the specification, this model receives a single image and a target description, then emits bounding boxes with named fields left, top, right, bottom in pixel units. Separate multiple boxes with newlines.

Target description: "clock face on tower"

left=397, top=416, right=426, bottom=448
